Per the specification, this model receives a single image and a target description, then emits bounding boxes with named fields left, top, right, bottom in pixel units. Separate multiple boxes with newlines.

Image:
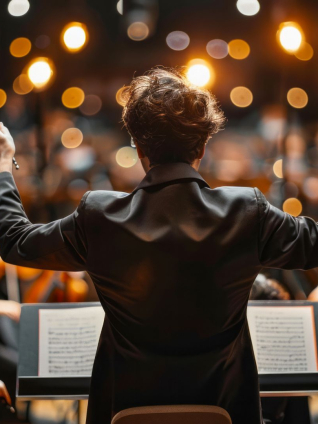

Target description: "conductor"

left=0, top=68, right=318, bottom=424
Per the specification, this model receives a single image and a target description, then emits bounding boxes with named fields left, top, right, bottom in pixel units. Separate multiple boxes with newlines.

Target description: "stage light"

left=295, top=42, right=314, bottom=61
left=273, top=159, right=283, bottom=178
left=283, top=198, right=302, bottom=216
left=116, top=146, right=138, bottom=168
left=166, top=31, right=190, bottom=51
left=186, top=59, right=214, bottom=87
left=13, top=74, right=33, bottom=95
left=206, top=39, right=228, bottom=59
left=287, top=88, right=308, bottom=109
left=62, top=22, right=88, bottom=53
left=10, top=37, right=31, bottom=58
left=8, top=0, right=30, bottom=17
left=230, top=86, right=253, bottom=107
left=80, top=95, right=102, bottom=116
left=116, top=86, right=129, bottom=106
left=127, top=22, right=149, bottom=41
left=26, top=58, right=54, bottom=90
left=236, top=0, right=260, bottom=16
left=228, top=39, right=250, bottom=59
left=278, top=22, right=302, bottom=53
left=0, top=90, right=7, bottom=108
left=62, top=87, right=85, bottom=109
left=117, top=0, right=123, bottom=14
left=61, top=128, right=83, bottom=148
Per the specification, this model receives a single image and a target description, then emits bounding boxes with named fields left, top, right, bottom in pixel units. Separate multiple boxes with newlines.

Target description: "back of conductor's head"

left=122, top=67, right=226, bottom=171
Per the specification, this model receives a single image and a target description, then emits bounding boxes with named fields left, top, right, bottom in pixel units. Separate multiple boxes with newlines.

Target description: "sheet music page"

left=247, top=306, right=318, bottom=374
left=39, top=306, right=105, bottom=376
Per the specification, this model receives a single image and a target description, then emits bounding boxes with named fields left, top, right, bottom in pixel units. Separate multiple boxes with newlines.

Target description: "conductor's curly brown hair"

left=121, top=67, right=226, bottom=166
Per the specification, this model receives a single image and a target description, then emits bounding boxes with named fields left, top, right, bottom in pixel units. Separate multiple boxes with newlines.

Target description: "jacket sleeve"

left=255, top=187, right=318, bottom=270
left=0, top=172, right=90, bottom=271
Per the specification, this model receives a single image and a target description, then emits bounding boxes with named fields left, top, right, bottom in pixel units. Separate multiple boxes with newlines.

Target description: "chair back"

left=111, top=405, right=232, bottom=424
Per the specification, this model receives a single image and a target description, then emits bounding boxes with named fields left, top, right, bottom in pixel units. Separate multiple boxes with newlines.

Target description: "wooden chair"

left=111, top=405, right=232, bottom=424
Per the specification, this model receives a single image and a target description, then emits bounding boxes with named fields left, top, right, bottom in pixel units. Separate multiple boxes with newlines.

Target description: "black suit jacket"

left=1, top=162, right=318, bottom=424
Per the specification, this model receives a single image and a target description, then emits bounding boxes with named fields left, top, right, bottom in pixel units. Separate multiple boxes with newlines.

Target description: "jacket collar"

left=132, top=162, right=210, bottom=193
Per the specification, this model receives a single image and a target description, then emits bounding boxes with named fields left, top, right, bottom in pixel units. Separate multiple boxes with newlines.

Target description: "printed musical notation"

left=39, top=306, right=105, bottom=376
left=247, top=306, right=318, bottom=374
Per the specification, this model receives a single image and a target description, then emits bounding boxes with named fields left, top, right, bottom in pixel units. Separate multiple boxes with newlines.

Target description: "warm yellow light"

left=186, top=59, right=214, bottom=87
left=278, top=23, right=303, bottom=52
left=62, top=22, right=88, bottom=52
left=295, top=42, right=314, bottom=61
left=116, top=86, right=129, bottom=106
left=27, top=58, right=54, bottom=89
left=273, top=159, right=283, bottom=178
left=287, top=88, right=308, bottom=109
left=230, top=86, right=253, bottom=107
left=116, top=146, right=138, bottom=168
left=10, top=37, right=31, bottom=58
left=13, top=74, right=33, bottom=95
left=62, top=87, right=85, bottom=109
left=127, top=22, right=149, bottom=41
left=0, top=90, right=7, bottom=108
left=283, top=198, right=302, bottom=216
left=80, top=95, right=102, bottom=116
left=61, top=128, right=83, bottom=148
left=228, top=39, right=250, bottom=60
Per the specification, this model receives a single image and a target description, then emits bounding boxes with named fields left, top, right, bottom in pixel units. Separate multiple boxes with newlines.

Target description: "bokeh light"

left=127, top=22, right=149, bottom=41
left=0, top=90, right=7, bottom=108
left=273, top=159, right=283, bottom=178
left=230, top=86, right=253, bottom=107
left=287, top=88, right=308, bottom=109
left=8, top=0, right=30, bottom=17
left=236, top=0, right=260, bottom=16
left=13, top=74, right=33, bottom=95
left=116, top=146, right=138, bottom=168
left=62, top=87, right=85, bottom=109
left=166, top=31, right=190, bottom=51
left=283, top=198, right=302, bottom=216
left=295, top=42, right=314, bottom=61
left=303, top=177, right=318, bottom=201
left=186, top=59, right=214, bottom=87
left=35, top=35, right=50, bottom=49
left=61, top=128, right=83, bottom=148
left=278, top=22, right=303, bottom=53
left=116, top=86, right=129, bottom=106
left=10, top=37, right=31, bottom=57
left=116, top=0, right=123, bottom=14
left=80, top=95, right=102, bottom=116
left=62, top=22, right=88, bottom=52
left=206, top=39, right=228, bottom=59
left=26, top=57, right=54, bottom=90
left=228, top=39, right=250, bottom=59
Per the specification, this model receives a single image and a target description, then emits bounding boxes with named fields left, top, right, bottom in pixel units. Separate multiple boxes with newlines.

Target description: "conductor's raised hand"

left=0, top=123, right=15, bottom=160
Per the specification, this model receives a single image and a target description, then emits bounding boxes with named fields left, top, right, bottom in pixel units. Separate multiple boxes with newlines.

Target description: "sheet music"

left=39, top=306, right=104, bottom=376
left=247, top=306, right=318, bottom=374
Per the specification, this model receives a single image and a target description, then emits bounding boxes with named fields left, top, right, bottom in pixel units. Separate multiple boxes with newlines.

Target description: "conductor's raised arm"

left=0, top=123, right=89, bottom=271
left=256, top=187, right=318, bottom=270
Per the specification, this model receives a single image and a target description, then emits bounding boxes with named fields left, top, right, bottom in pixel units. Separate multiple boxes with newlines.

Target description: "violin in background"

left=0, top=257, right=88, bottom=304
